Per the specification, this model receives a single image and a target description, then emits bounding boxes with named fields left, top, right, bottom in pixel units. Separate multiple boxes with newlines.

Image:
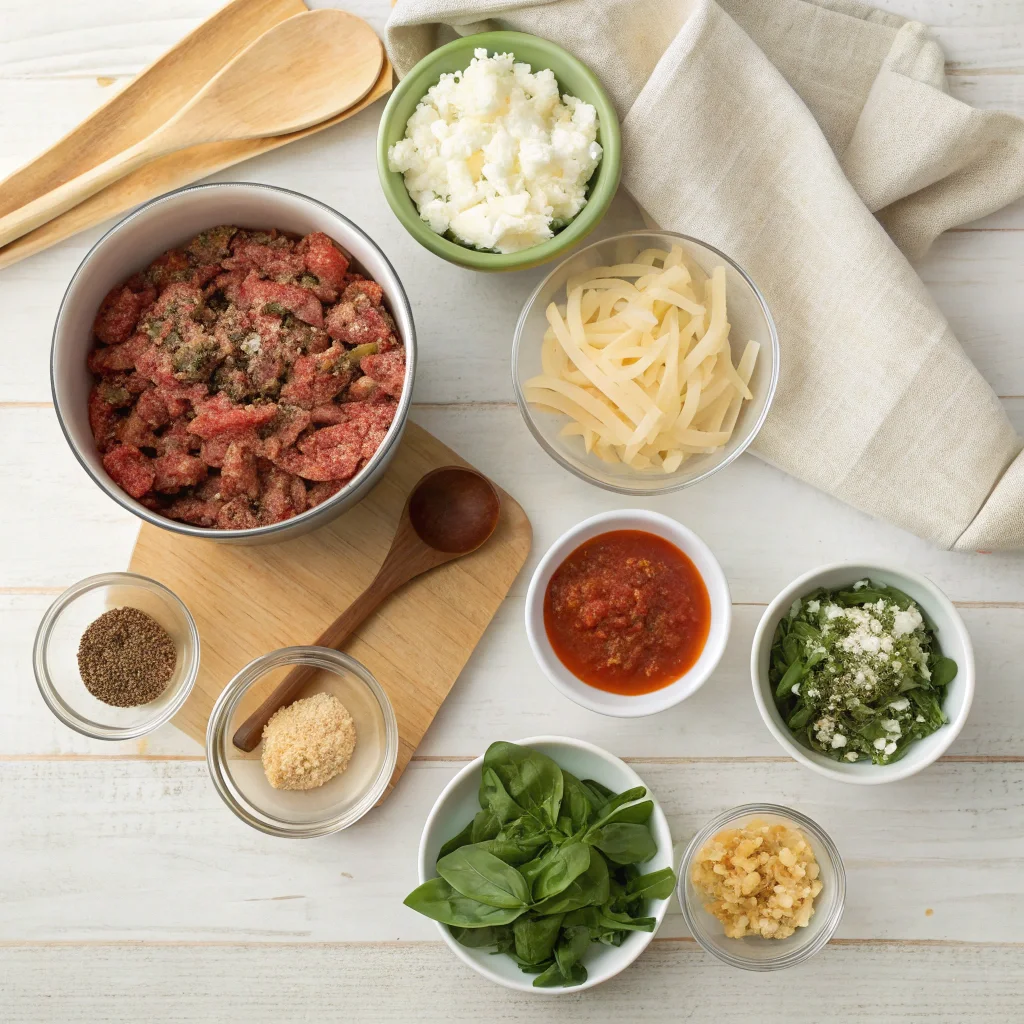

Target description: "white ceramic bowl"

left=52, top=182, right=416, bottom=543
left=751, top=563, right=974, bottom=785
left=525, top=510, right=731, bottom=717
left=415, top=736, right=674, bottom=993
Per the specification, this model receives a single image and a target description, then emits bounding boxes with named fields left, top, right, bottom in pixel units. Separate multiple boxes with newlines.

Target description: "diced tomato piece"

left=165, top=496, right=222, bottom=527
left=147, top=249, right=191, bottom=290
left=93, top=281, right=156, bottom=345
left=217, top=497, right=261, bottom=530
left=299, top=232, right=350, bottom=299
left=342, top=277, right=384, bottom=306
left=88, top=385, right=121, bottom=452
left=220, top=441, right=260, bottom=499
left=360, top=348, right=406, bottom=399
left=152, top=452, right=207, bottom=493
left=224, top=237, right=304, bottom=281
left=306, top=480, right=343, bottom=507
left=310, top=403, right=350, bottom=425
left=237, top=273, right=323, bottom=327
left=116, top=410, right=159, bottom=449
left=103, top=445, right=155, bottom=499
left=188, top=394, right=278, bottom=439
left=135, top=389, right=170, bottom=428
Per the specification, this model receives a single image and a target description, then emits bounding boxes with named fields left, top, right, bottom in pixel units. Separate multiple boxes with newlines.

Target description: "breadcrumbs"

left=261, top=692, right=356, bottom=791
left=691, top=819, right=822, bottom=939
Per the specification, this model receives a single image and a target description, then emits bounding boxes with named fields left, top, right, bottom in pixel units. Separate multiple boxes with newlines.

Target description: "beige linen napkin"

left=386, top=0, right=1024, bottom=550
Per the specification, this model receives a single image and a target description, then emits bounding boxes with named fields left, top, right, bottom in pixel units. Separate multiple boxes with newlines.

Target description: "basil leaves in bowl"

left=406, top=737, right=675, bottom=992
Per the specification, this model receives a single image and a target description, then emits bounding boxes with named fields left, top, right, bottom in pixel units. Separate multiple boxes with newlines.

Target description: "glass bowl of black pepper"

left=33, top=571, right=200, bottom=740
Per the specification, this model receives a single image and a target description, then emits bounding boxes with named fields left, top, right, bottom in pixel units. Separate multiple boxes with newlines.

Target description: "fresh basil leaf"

left=585, top=821, right=657, bottom=865
left=559, top=770, right=596, bottom=832
left=470, top=808, right=500, bottom=844
left=534, top=960, right=587, bottom=988
left=532, top=848, right=610, bottom=916
left=437, top=819, right=474, bottom=862
left=403, top=877, right=526, bottom=928
left=437, top=846, right=531, bottom=909
left=554, top=923, right=591, bottom=977
left=513, top=913, right=564, bottom=965
left=483, top=742, right=564, bottom=828
left=531, top=840, right=592, bottom=901
left=930, top=655, right=958, bottom=688
left=479, top=767, right=530, bottom=825
left=449, top=924, right=510, bottom=949
left=476, top=834, right=549, bottom=866
left=625, top=867, right=677, bottom=902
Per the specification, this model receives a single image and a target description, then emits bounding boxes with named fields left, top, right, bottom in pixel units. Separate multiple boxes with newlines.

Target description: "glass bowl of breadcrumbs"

left=206, top=646, right=398, bottom=837
left=678, top=804, right=845, bottom=970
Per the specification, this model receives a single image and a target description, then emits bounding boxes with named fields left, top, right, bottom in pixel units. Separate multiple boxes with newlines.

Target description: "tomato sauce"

left=543, top=529, right=711, bottom=695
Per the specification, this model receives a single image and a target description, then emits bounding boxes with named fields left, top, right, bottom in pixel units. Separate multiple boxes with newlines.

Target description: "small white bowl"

left=751, top=563, right=974, bottom=785
left=525, top=510, right=731, bottom=717
left=415, top=735, right=674, bottom=993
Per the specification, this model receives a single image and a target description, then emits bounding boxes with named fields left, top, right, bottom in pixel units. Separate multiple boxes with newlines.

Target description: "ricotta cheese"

left=388, top=49, right=603, bottom=253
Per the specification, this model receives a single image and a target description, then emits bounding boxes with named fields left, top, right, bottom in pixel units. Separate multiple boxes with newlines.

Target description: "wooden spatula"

left=0, top=9, right=383, bottom=249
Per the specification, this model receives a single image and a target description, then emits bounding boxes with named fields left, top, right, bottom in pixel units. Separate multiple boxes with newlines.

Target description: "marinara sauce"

left=543, top=529, right=711, bottom=695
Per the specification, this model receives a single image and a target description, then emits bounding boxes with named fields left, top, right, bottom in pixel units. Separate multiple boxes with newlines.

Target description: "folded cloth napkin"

left=386, top=0, right=1024, bottom=550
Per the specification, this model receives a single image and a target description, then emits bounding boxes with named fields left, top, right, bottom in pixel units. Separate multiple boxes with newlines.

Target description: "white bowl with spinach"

left=407, top=737, right=675, bottom=992
left=752, top=564, right=974, bottom=785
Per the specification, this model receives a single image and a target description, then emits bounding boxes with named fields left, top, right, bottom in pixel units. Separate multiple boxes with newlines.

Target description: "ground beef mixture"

left=87, top=225, right=406, bottom=530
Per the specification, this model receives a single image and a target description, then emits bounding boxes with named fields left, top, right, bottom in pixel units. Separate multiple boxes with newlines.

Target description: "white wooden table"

left=2, top=2, right=1024, bottom=1020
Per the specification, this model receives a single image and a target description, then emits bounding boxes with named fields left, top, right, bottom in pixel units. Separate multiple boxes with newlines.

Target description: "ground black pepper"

left=77, top=607, right=177, bottom=707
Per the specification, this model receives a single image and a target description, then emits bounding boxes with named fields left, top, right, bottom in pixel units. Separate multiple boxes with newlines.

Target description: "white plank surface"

left=1, top=0, right=1024, bottom=1019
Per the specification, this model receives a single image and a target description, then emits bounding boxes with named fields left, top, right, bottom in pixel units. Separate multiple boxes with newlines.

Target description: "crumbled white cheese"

left=881, top=719, right=902, bottom=735
left=883, top=741, right=898, bottom=756
left=892, top=606, right=924, bottom=637
left=805, top=600, right=820, bottom=614
left=873, top=737, right=887, bottom=750
left=889, top=698, right=910, bottom=712
left=831, top=734, right=847, bottom=748
left=916, top=714, right=925, bottom=723
left=241, top=333, right=262, bottom=356
left=845, top=751, right=859, bottom=761
left=388, top=49, right=603, bottom=253
left=791, top=683, right=800, bottom=696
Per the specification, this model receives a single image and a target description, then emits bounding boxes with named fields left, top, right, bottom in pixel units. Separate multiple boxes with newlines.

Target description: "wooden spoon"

left=231, top=467, right=502, bottom=752
left=0, top=9, right=384, bottom=248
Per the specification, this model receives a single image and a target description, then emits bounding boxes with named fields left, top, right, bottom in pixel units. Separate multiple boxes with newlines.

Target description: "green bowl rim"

left=376, top=30, right=622, bottom=271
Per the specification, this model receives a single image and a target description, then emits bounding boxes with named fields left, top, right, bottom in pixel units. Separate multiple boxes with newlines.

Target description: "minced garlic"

left=691, top=819, right=822, bottom=939
left=261, top=692, right=356, bottom=791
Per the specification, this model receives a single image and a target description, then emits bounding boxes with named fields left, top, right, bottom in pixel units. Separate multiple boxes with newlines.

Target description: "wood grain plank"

left=5, top=403, right=1024, bottom=600
left=1, top=758, right=1022, bottom=943
left=5, top=593, right=1024, bottom=760
left=2, top=940, right=1023, bottom=1023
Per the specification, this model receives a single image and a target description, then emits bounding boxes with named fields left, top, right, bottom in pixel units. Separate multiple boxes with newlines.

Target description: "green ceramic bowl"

left=376, top=31, right=621, bottom=272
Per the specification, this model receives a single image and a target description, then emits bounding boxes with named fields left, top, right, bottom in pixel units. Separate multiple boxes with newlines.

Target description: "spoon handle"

left=230, top=573, right=394, bottom=753
left=0, top=136, right=162, bottom=249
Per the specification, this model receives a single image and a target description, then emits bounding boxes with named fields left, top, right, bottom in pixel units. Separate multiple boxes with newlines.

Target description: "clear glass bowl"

left=512, top=230, right=779, bottom=494
left=206, top=646, right=399, bottom=838
left=677, top=803, right=845, bottom=971
left=33, top=571, right=200, bottom=740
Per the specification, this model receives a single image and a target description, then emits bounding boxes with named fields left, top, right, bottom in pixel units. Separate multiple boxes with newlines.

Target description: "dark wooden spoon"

left=231, top=466, right=501, bottom=752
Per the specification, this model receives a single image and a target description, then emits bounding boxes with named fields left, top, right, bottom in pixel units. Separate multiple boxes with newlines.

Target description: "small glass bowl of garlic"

left=677, top=803, right=846, bottom=971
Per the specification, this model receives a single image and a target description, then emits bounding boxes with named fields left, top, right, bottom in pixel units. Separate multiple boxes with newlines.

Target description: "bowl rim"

left=677, top=802, right=846, bottom=971
left=51, top=180, right=417, bottom=541
left=205, top=645, right=399, bottom=838
left=416, top=734, right=673, bottom=993
left=750, top=562, right=976, bottom=785
left=511, top=228, right=781, bottom=494
left=376, top=30, right=622, bottom=271
left=524, top=509, right=732, bottom=717
left=32, top=570, right=200, bottom=740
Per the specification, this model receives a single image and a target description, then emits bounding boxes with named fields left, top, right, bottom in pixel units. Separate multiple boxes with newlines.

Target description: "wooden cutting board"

left=129, top=422, right=532, bottom=792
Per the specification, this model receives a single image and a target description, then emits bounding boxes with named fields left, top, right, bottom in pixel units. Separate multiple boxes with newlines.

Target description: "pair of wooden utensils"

left=0, top=8, right=385, bottom=250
